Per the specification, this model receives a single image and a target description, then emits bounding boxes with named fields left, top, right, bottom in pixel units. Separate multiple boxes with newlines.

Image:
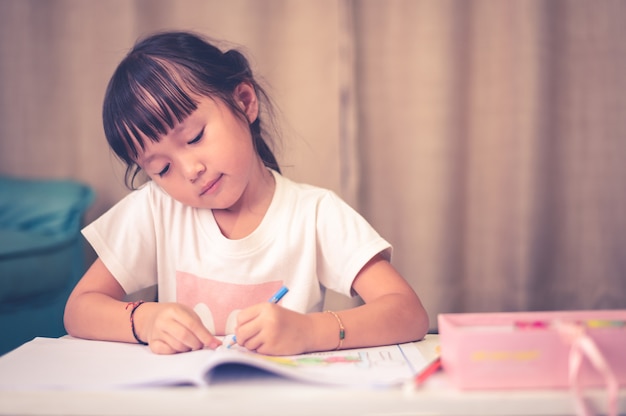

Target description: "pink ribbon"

left=556, top=321, right=618, bottom=416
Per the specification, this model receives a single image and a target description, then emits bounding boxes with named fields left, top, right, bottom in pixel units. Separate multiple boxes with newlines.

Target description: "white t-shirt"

left=83, top=170, right=391, bottom=335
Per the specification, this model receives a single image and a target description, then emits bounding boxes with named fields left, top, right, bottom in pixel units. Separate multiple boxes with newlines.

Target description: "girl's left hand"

left=233, top=303, right=312, bottom=355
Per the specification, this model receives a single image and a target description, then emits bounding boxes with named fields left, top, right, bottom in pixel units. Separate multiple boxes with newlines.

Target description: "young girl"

left=64, top=31, right=429, bottom=356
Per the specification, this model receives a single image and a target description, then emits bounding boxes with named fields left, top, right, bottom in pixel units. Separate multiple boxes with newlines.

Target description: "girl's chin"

left=193, top=198, right=239, bottom=211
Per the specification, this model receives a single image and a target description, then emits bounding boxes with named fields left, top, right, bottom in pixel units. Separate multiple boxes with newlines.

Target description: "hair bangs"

left=105, top=56, right=200, bottom=162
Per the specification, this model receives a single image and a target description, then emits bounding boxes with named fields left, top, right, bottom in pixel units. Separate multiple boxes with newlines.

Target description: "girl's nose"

left=182, top=157, right=205, bottom=183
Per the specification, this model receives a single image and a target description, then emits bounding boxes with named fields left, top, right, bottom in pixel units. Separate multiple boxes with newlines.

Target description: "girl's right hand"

left=134, top=302, right=221, bottom=354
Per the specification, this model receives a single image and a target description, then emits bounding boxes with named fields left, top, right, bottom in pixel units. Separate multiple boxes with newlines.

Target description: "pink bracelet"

left=125, top=300, right=148, bottom=345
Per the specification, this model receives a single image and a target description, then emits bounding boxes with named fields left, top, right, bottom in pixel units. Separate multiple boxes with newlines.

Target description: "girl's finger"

left=185, top=319, right=221, bottom=349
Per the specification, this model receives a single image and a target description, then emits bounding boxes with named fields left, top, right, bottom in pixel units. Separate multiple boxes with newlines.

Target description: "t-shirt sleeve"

left=81, top=184, right=158, bottom=295
left=315, top=191, right=392, bottom=297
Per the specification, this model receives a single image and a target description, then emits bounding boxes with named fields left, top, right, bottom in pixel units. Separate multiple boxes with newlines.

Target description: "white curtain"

left=355, top=0, right=626, bottom=323
left=1, top=0, right=625, bottom=328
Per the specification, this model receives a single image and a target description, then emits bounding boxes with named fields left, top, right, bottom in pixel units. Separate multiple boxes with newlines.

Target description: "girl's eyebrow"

left=141, top=153, right=157, bottom=165
left=170, top=121, right=188, bottom=135
left=136, top=149, right=158, bottom=167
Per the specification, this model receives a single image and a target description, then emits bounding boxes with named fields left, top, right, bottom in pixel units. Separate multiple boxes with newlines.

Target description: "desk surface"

left=0, top=335, right=624, bottom=416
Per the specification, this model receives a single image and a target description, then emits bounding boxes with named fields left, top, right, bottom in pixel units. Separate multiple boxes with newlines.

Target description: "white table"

left=1, top=335, right=624, bottom=416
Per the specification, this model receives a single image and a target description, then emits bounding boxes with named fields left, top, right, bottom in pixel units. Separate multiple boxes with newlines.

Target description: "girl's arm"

left=234, top=253, right=429, bottom=354
left=316, top=253, right=429, bottom=350
left=64, top=258, right=221, bottom=354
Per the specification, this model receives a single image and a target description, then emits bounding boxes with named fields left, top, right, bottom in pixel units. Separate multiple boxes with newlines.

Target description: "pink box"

left=438, top=310, right=626, bottom=390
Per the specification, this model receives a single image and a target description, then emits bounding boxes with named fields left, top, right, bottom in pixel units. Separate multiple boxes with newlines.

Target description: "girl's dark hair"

left=103, top=31, right=280, bottom=188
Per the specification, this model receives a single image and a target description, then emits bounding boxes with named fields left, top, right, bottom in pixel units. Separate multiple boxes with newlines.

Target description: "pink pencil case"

left=438, top=310, right=626, bottom=390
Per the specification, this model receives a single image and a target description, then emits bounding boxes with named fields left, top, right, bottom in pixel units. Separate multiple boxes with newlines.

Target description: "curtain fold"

left=356, top=0, right=626, bottom=326
left=1, top=0, right=625, bottom=328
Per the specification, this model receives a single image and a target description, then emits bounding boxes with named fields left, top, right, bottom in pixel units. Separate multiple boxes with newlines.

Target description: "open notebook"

left=0, top=336, right=431, bottom=390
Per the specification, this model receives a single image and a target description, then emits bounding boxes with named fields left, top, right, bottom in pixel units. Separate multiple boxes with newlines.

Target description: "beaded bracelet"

left=125, top=300, right=148, bottom=345
left=325, top=310, right=345, bottom=350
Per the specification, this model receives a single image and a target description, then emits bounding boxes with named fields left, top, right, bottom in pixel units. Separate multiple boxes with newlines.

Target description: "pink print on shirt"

left=176, top=271, right=284, bottom=335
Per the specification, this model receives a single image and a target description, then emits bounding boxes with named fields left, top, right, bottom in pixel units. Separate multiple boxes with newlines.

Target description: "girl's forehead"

left=129, top=100, right=203, bottom=156
left=121, top=90, right=230, bottom=163
left=130, top=88, right=198, bottom=135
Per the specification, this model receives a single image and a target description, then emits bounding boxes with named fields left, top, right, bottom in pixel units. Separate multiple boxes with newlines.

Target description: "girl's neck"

left=212, top=166, right=275, bottom=240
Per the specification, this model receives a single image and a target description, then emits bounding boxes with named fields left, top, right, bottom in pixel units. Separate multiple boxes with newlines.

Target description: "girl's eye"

left=157, top=164, right=170, bottom=177
left=188, top=128, right=204, bottom=144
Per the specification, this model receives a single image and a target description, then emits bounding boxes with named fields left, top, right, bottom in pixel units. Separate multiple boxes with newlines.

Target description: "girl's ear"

left=233, top=82, right=259, bottom=123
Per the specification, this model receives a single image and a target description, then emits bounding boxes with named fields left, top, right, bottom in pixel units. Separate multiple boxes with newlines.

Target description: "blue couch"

left=0, top=176, right=94, bottom=355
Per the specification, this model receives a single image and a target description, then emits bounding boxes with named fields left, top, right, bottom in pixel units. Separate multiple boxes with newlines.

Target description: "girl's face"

left=136, top=83, right=269, bottom=211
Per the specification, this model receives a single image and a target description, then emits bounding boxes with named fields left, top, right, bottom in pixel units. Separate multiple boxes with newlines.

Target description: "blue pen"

left=267, top=286, right=289, bottom=304
left=227, top=285, right=289, bottom=348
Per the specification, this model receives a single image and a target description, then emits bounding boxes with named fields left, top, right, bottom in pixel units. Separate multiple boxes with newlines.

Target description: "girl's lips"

left=200, top=174, right=223, bottom=196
